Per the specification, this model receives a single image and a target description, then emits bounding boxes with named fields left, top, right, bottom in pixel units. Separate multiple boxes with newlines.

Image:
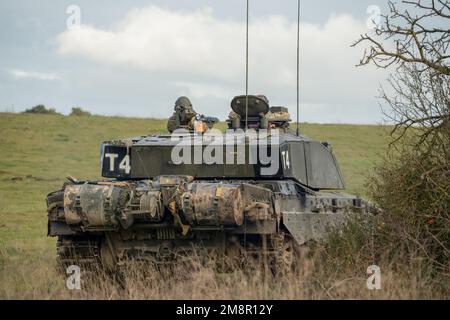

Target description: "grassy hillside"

left=0, top=113, right=390, bottom=299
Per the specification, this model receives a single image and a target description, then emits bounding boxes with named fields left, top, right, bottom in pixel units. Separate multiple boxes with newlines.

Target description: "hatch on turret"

left=227, top=95, right=291, bottom=131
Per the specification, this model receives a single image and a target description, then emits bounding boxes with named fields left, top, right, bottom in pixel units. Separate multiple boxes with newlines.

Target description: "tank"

left=46, top=95, right=371, bottom=272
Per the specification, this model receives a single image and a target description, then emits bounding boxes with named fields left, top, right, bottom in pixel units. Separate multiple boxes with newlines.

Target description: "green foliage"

left=314, top=126, right=449, bottom=293
left=314, top=122, right=450, bottom=296
left=23, top=104, right=60, bottom=115
left=70, top=107, right=91, bottom=116
left=366, top=138, right=450, bottom=273
left=310, top=210, right=449, bottom=298
left=350, top=0, right=450, bottom=285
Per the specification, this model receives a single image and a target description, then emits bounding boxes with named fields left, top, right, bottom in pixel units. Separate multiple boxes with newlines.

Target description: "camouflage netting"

left=228, top=111, right=241, bottom=120
left=228, top=108, right=291, bottom=122
left=266, top=107, right=291, bottom=122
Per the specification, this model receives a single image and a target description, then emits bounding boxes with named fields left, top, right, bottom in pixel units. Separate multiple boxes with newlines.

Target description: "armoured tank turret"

left=46, top=95, right=370, bottom=272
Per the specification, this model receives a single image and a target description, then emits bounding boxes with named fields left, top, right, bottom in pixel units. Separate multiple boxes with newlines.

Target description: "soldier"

left=167, top=96, right=218, bottom=133
left=167, top=96, right=197, bottom=133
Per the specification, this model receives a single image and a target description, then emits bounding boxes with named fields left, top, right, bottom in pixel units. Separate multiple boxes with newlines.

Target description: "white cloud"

left=10, top=69, right=60, bottom=81
left=171, top=81, right=235, bottom=100
left=56, top=6, right=387, bottom=123
left=57, top=6, right=243, bottom=81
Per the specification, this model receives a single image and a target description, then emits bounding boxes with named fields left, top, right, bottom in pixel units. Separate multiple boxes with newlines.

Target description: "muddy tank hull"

left=47, top=176, right=368, bottom=269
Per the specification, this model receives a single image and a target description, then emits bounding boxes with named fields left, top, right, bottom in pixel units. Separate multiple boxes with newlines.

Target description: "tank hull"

left=47, top=177, right=368, bottom=269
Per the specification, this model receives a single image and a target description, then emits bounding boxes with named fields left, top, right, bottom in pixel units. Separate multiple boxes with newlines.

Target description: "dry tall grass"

left=0, top=237, right=447, bottom=300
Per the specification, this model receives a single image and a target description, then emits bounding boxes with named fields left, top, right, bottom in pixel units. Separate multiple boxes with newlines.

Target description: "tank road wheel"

left=222, top=237, right=245, bottom=271
left=272, top=232, right=300, bottom=276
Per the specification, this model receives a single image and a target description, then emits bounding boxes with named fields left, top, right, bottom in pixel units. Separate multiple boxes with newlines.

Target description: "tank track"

left=56, top=235, right=101, bottom=269
left=47, top=187, right=101, bottom=269
left=48, top=186, right=301, bottom=274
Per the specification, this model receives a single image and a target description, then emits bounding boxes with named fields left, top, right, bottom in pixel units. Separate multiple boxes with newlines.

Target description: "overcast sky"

left=0, top=0, right=391, bottom=124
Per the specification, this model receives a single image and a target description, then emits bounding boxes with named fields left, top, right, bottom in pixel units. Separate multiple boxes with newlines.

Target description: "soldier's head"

left=174, top=96, right=196, bottom=126
left=174, top=96, right=193, bottom=111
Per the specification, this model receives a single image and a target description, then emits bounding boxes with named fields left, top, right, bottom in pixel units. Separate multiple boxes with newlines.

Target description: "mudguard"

left=282, top=211, right=347, bottom=245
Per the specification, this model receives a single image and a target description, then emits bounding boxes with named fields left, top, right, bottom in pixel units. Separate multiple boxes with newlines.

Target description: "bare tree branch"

left=352, top=0, right=450, bottom=75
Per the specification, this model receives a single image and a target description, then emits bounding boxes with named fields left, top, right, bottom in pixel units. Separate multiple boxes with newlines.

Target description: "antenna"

left=244, top=0, right=249, bottom=251
left=245, top=0, right=249, bottom=130
left=296, top=0, right=301, bottom=136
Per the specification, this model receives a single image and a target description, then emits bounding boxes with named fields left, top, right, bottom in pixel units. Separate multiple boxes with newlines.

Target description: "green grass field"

left=0, top=113, right=390, bottom=298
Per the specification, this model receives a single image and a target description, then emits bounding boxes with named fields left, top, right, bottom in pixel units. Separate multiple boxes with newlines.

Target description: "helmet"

left=174, top=96, right=192, bottom=110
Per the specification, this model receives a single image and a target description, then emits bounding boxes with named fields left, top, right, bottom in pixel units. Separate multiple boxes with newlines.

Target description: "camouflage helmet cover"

left=174, top=96, right=192, bottom=110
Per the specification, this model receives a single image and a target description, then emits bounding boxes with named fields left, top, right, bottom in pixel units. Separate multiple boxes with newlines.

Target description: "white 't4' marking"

left=104, top=153, right=118, bottom=171
left=281, top=150, right=290, bottom=170
left=119, top=155, right=131, bottom=174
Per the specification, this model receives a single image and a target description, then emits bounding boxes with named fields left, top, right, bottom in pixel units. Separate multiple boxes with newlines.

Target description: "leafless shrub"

left=353, top=0, right=450, bottom=76
left=352, top=0, right=449, bottom=279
